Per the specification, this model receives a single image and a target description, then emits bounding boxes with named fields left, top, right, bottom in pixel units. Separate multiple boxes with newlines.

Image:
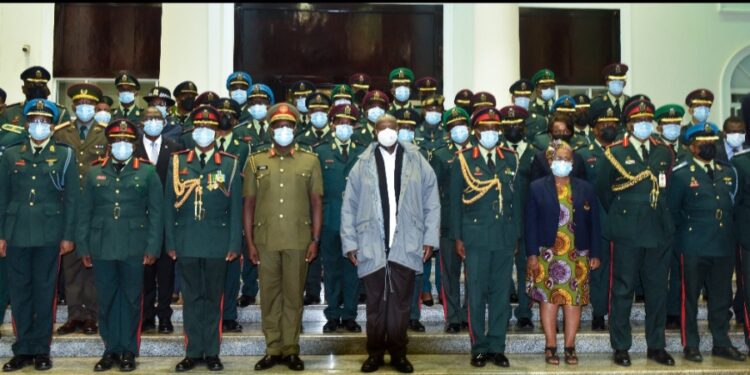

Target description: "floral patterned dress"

left=527, top=183, right=590, bottom=306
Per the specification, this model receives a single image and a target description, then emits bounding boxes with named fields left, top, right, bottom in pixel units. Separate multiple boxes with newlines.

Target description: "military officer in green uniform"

left=532, top=96, right=588, bottom=150
left=225, top=71, right=252, bottom=123
left=730, top=144, right=750, bottom=354
left=498, top=105, right=538, bottom=330
left=289, top=81, right=315, bottom=136
left=576, top=103, right=620, bottom=331
left=0, top=99, right=78, bottom=372
left=469, top=91, right=496, bottom=116
left=94, top=96, right=113, bottom=126
left=111, top=73, right=143, bottom=124
left=684, top=89, right=714, bottom=128
left=454, top=89, right=473, bottom=116
left=212, top=97, right=250, bottom=334
left=233, top=83, right=275, bottom=148
left=55, top=83, right=109, bottom=336
left=3, top=66, right=70, bottom=128
left=508, top=79, right=545, bottom=142
left=295, top=92, right=333, bottom=148
left=349, top=73, right=371, bottom=112
left=595, top=99, right=676, bottom=367
left=529, top=69, right=557, bottom=119
left=244, top=103, right=323, bottom=371
left=573, top=94, right=595, bottom=145
left=317, top=103, right=364, bottom=334
left=172, top=81, right=199, bottom=127
left=450, top=107, right=520, bottom=368
left=389, top=67, right=415, bottom=112
left=354, top=90, right=389, bottom=145
left=590, top=64, right=630, bottom=132
left=415, top=95, right=447, bottom=156
left=165, top=105, right=242, bottom=372
left=0, top=86, right=12, bottom=335
left=179, top=91, right=220, bottom=150
left=415, top=76, right=439, bottom=109
left=669, top=122, right=747, bottom=363
left=77, top=119, right=163, bottom=372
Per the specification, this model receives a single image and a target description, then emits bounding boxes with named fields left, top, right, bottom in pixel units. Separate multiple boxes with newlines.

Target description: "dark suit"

left=134, top=136, right=183, bottom=324
left=524, top=176, right=601, bottom=260
left=529, top=150, right=586, bottom=182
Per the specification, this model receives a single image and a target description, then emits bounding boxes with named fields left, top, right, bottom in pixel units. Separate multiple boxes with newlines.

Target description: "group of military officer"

left=0, top=61, right=749, bottom=372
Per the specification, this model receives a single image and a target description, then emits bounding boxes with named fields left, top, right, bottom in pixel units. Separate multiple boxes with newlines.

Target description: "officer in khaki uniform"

left=0, top=99, right=78, bottom=371
left=165, top=105, right=242, bottom=372
left=244, top=103, right=323, bottom=372
left=54, top=83, right=109, bottom=335
left=76, top=119, right=163, bottom=372
left=389, top=67, right=415, bottom=112
left=111, top=73, right=143, bottom=124
left=669, top=122, right=747, bottom=363
left=3, top=66, right=70, bottom=128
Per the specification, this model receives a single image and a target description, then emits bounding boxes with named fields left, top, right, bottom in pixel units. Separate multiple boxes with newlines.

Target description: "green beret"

left=389, top=67, right=415, bottom=85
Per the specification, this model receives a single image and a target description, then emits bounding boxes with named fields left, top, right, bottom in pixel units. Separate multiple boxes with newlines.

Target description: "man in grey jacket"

left=341, top=113, right=440, bottom=373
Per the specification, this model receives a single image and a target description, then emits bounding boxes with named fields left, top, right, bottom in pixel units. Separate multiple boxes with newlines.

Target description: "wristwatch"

left=312, top=237, right=320, bottom=245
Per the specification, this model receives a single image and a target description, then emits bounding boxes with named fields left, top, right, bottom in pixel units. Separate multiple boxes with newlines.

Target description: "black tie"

left=705, top=163, right=714, bottom=180
left=200, top=153, right=207, bottom=169
left=342, top=144, right=349, bottom=161
left=512, top=144, right=518, bottom=152
left=33, top=147, right=42, bottom=156
left=640, top=144, right=649, bottom=162
left=79, top=126, right=87, bottom=141
left=114, top=163, right=125, bottom=174
left=218, top=138, right=225, bottom=152
left=316, top=130, right=324, bottom=140
left=487, top=152, right=495, bottom=170
left=258, top=122, right=266, bottom=140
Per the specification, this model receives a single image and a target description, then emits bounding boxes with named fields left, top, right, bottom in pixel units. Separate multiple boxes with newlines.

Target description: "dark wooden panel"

left=53, top=3, right=162, bottom=79
left=234, top=3, right=443, bottom=101
left=519, top=8, right=620, bottom=86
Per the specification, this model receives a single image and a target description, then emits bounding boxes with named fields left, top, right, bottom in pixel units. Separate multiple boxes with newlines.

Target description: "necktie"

left=258, top=122, right=266, bottom=140
left=316, top=130, right=323, bottom=140
left=218, top=138, right=225, bottom=152
left=487, top=152, right=495, bottom=170
left=512, top=144, right=518, bottom=152
left=151, top=141, right=159, bottom=163
left=669, top=143, right=676, bottom=155
left=33, top=147, right=42, bottom=156
left=342, top=144, right=349, bottom=161
left=200, top=153, right=207, bottom=169
left=79, top=126, right=87, bottom=141
left=640, top=144, right=649, bottom=162
left=705, top=163, right=714, bottom=180
left=114, top=163, right=124, bottom=174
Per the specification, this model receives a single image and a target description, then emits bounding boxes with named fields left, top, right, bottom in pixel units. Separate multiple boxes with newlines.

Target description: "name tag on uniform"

left=96, top=175, right=106, bottom=181
left=14, top=160, right=25, bottom=166
left=257, top=165, right=268, bottom=171
left=243, top=136, right=253, bottom=142
left=179, top=168, right=189, bottom=175
left=587, top=157, right=597, bottom=163
left=625, top=157, right=635, bottom=165
left=325, top=159, right=334, bottom=164
left=659, top=172, right=666, bottom=188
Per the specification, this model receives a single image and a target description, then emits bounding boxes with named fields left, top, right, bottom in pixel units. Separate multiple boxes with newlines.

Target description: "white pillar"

left=471, top=3, right=520, bottom=106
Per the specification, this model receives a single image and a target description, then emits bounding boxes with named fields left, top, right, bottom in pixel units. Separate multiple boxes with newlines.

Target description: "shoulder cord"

left=172, top=155, right=203, bottom=220
left=457, top=151, right=503, bottom=213
left=603, top=147, right=659, bottom=209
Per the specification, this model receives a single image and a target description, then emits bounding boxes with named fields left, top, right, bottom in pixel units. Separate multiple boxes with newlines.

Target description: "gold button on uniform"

left=279, top=214, right=284, bottom=219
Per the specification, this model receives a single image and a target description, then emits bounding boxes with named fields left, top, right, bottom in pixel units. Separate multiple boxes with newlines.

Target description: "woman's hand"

left=589, top=257, right=601, bottom=270
left=527, top=255, right=540, bottom=281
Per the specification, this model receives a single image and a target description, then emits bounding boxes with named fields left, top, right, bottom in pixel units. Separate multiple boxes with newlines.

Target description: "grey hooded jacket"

left=340, top=141, right=441, bottom=278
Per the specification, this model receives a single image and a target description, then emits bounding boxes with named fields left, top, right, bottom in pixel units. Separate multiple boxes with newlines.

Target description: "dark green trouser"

left=513, top=239, right=532, bottom=319
left=0, top=257, right=8, bottom=317
left=179, top=257, right=227, bottom=358
left=590, top=238, right=612, bottom=318
left=222, top=257, right=241, bottom=321
left=465, top=249, right=512, bottom=355
left=666, top=250, right=681, bottom=317
left=681, top=254, right=735, bottom=349
left=609, top=243, right=669, bottom=351
left=321, top=229, right=359, bottom=321
left=92, top=257, right=144, bottom=355
left=7, top=246, right=59, bottom=355
left=742, top=248, right=750, bottom=347
left=439, top=236, right=468, bottom=325
left=240, top=255, right=258, bottom=297
left=259, top=249, right=308, bottom=357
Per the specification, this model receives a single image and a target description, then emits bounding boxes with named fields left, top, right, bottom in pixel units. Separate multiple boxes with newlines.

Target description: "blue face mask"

left=111, top=141, right=134, bottom=161
left=514, top=97, right=530, bottom=110
left=335, top=124, right=353, bottom=142
left=310, top=112, right=328, bottom=129
left=398, top=128, right=415, bottom=143
left=425, top=111, right=441, bottom=126
left=367, top=107, right=385, bottom=123
left=94, top=110, right=111, bottom=125
left=394, top=86, right=410, bottom=102
left=550, top=160, right=573, bottom=177
left=143, top=119, right=165, bottom=137
left=479, top=130, right=499, bottom=149
left=119, top=91, right=135, bottom=105
left=231, top=89, right=248, bottom=105
left=155, top=105, right=167, bottom=119
left=608, top=80, right=625, bottom=96
left=661, top=124, right=681, bottom=141
left=273, top=126, right=295, bottom=147
left=192, top=127, right=216, bottom=148
left=296, top=97, right=308, bottom=113
left=693, top=106, right=710, bottom=122
left=450, top=125, right=469, bottom=144
left=76, top=104, right=95, bottom=122
left=249, top=104, right=268, bottom=121
left=28, top=121, right=52, bottom=141
left=540, top=88, right=555, bottom=101
left=632, top=121, right=654, bottom=140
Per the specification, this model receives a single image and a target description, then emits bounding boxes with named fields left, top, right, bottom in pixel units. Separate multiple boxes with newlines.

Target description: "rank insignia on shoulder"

left=723, top=176, right=733, bottom=185
left=689, top=176, right=699, bottom=188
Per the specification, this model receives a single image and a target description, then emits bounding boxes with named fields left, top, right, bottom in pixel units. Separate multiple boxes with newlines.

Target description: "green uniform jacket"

left=0, top=140, right=79, bottom=246
left=164, top=150, right=243, bottom=258
left=660, top=137, right=691, bottom=165
left=595, top=136, right=675, bottom=247
left=528, top=98, right=553, bottom=119
left=388, top=101, right=413, bottom=113
left=53, top=121, right=109, bottom=181
left=352, top=122, right=375, bottom=145
left=415, top=122, right=448, bottom=161
left=314, top=140, right=365, bottom=230
left=111, top=105, right=144, bottom=124
left=669, top=158, right=737, bottom=257
left=590, top=94, right=629, bottom=135
left=576, top=141, right=610, bottom=239
left=502, top=141, right=539, bottom=209
left=3, top=101, right=70, bottom=127
left=531, top=132, right=588, bottom=151
left=0, top=124, right=27, bottom=157
left=731, top=149, right=750, bottom=249
left=524, top=113, right=548, bottom=142
left=431, top=142, right=465, bottom=231
left=232, top=119, right=272, bottom=149
left=449, top=145, right=522, bottom=251
left=296, top=127, right=333, bottom=148
left=76, top=157, right=163, bottom=259
left=221, top=135, right=250, bottom=169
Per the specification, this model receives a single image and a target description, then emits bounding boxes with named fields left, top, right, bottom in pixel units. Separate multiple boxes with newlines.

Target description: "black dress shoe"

left=390, top=356, right=413, bottom=373
left=515, top=317, right=534, bottom=330
left=82, top=319, right=99, bottom=335
left=119, top=352, right=136, bottom=372
left=461, top=322, right=469, bottom=330
left=470, top=353, right=488, bottom=367
left=591, top=315, right=607, bottom=331
left=712, top=346, right=747, bottom=361
left=492, top=353, right=510, bottom=367
left=158, top=321, right=174, bottom=334
left=510, top=293, right=519, bottom=303
left=283, top=354, right=304, bottom=371
left=634, top=294, right=645, bottom=303
left=361, top=355, right=384, bottom=373
left=94, top=353, right=119, bottom=372
left=323, top=319, right=340, bottom=333
left=237, top=295, right=256, bottom=308
left=222, top=319, right=243, bottom=333
left=342, top=319, right=362, bottom=333
left=684, top=347, right=703, bottom=362
left=175, top=357, right=198, bottom=372
left=56, top=320, right=82, bottom=335
left=613, top=350, right=631, bottom=366
left=3, top=355, right=34, bottom=372
left=665, top=315, right=680, bottom=330
left=205, top=356, right=224, bottom=371
left=141, top=319, right=156, bottom=333
left=33, top=354, right=52, bottom=371
left=408, top=319, right=425, bottom=332
left=647, top=349, right=675, bottom=366
left=303, top=295, right=321, bottom=306
left=254, top=355, right=282, bottom=371
left=445, top=323, right=461, bottom=334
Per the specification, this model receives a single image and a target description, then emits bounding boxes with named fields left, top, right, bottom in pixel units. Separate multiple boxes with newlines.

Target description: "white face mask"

left=192, top=127, right=216, bottom=148
left=28, top=121, right=52, bottom=141
left=273, top=127, right=295, bottom=147
left=143, top=119, right=165, bottom=137
left=377, top=128, right=398, bottom=147
left=111, top=141, right=134, bottom=161
left=367, top=107, right=385, bottom=123
left=726, top=133, right=746, bottom=149
left=94, top=111, right=111, bottom=125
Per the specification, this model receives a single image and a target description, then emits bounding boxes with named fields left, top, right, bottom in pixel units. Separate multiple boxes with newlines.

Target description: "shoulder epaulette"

left=607, top=140, right=624, bottom=149
left=137, top=157, right=153, bottom=165
left=297, top=145, right=317, bottom=156
left=672, top=161, right=688, bottom=172
left=91, top=156, right=107, bottom=166
left=53, top=141, right=72, bottom=149
left=96, top=121, right=107, bottom=128
left=498, top=145, right=516, bottom=154
left=172, top=149, right=190, bottom=156
left=219, top=151, right=238, bottom=159
left=734, top=148, right=750, bottom=158
left=649, top=137, right=663, bottom=146
left=1, top=123, right=24, bottom=134
left=54, top=121, right=72, bottom=132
